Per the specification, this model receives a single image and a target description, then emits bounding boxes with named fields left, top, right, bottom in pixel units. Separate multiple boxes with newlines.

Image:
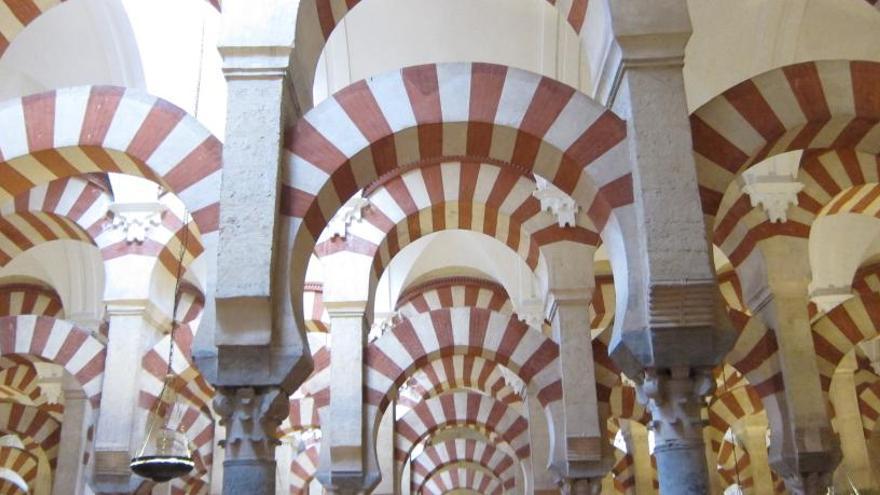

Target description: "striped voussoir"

left=692, top=60, right=880, bottom=228
left=608, top=384, right=649, bottom=427
left=365, top=307, right=561, bottom=419
left=850, top=351, right=880, bottom=437
left=289, top=439, right=320, bottom=495
left=0, top=446, right=36, bottom=493
left=854, top=262, right=880, bottom=295
left=395, top=276, right=513, bottom=319
left=0, top=315, right=104, bottom=408
left=282, top=62, right=631, bottom=292
left=302, top=282, right=329, bottom=333
left=0, top=1, right=220, bottom=59
left=156, top=402, right=214, bottom=476
left=706, top=383, right=764, bottom=455
left=291, top=0, right=590, bottom=111
left=282, top=342, right=330, bottom=433
left=717, top=265, right=748, bottom=313
left=314, top=161, right=601, bottom=277
left=0, top=86, right=221, bottom=236
left=397, top=355, right=523, bottom=411
left=725, top=309, right=783, bottom=399
left=716, top=436, right=754, bottom=491
left=420, top=463, right=503, bottom=495
left=611, top=449, right=636, bottom=494
left=411, top=438, right=517, bottom=493
left=0, top=401, right=60, bottom=469
left=812, top=292, right=880, bottom=396
left=1, top=176, right=206, bottom=287
left=395, top=391, right=530, bottom=463
left=0, top=211, right=93, bottom=265
left=140, top=331, right=214, bottom=412
left=0, top=364, right=43, bottom=407
left=591, top=273, right=615, bottom=332
left=285, top=396, right=320, bottom=434
left=0, top=284, right=63, bottom=318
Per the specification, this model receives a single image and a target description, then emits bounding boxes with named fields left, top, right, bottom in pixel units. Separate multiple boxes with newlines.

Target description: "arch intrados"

left=421, top=460, right=504, bottom=493
left=412, top=439, right=516, bottom=493
left=0, top=282, right=64, bottom=318
left=0, top=445, right=37, bottom=491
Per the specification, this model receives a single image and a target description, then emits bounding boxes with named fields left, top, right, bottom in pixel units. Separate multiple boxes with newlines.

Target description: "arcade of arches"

left=0, top=0, right=879, bottom=494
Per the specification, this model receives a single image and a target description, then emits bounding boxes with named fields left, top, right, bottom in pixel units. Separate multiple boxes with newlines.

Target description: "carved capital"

left=328, top=194, right=371, bottom=239
left=107, top=201, right=166, bottom=243
left=533, top=177, right=578, bottom=227
left=214, top=387, right=288, bottom=461
left=741, top=169, right=804, bottom=223
left=558, top=477, right=602, bottom=495
left=636, top=367, right=713, bottom=449
left=515, top=297, right=545, bottom=329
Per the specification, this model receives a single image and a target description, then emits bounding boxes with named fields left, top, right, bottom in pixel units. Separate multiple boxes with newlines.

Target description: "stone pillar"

left=620, top=422, right=654, bottom=495
left=637, top=367, right=714, bottom=494
left=276, top=436, right=294, bottom=494
left=601, top=0, right=736, bottom=492
left=51, top=376, right=89, bottom=495
left=544, top=242, right=609, bottom=488
left=195, top=2, right=313, bottom=494
left=830, top=353, right=877, bottom=490
left=93, top=300, right=158, bottom=492
left=374, top=403, right=396, bottom=495
left=316, top=300, right=369, bottom=495
left=214, top=387, right=289, bottom=495
left=755, top=238, right=839, bottom=494
left=527, top=385, right=552, bottom=495
left=735, top=415, right=775, bottom=495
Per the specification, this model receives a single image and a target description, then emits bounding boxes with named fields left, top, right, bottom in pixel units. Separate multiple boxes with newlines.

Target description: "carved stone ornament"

left=533, top=176, right=578, bottom=228
left=214, top=387, right=289, bottom=461
left=328, top=193, right=371, bottom=239
left=515, top=298, right=545, bottom=329
left=635, top=367, right=714, bottom=450
left=741, top=171, right=804, bottom=223
left=107, top=201, right=166, bottom=243
left=499, top=365, right=527, bottom=398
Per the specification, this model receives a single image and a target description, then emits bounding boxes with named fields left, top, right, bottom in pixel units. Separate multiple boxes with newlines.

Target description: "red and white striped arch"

left=591, top=273, right=615, bottom=332
left=0, top=315, right=104, bottom=408
left=140, top=327, right=214, bottom=411
left=420, top=464, right=503, bottom=495
left=593, top=324, right=622, bottom=409
left=395, top=391, right=530, bottom=464
left=706, top=381, right=764, bottom=455
left=725, top=309, right=783, bottom=400
left=692, top=60, right=880, bottom=227
left=289, top=439, right=320, bottom=495
left=0, top=401, right=60, bottom=468
left=715, top=437, right=754, bottom=491
left=0, top=211, right=94, bottom=265
left=0, top=86, right=221, bottom=236
left=610, top=450, right=635, bottom=494
left=0, top=284, right=63, bottom=318
left=365, top=307, right=562, bottom=419
left=397, top=355, right=522, bottom=411
left=411, top=438, right=517, bottom=493
left=0, top=0, right=221, bottom=59
left=282, top=62, right=631, bottom=326
left=395, top=276, right=513, bottom=319
left=315, top=161, right=600, bottom=277
left=0, top=364, right=44, bottom=408
left=0, top=445, right=37, bottom=493
left=812, top=292, right=880, bottom=394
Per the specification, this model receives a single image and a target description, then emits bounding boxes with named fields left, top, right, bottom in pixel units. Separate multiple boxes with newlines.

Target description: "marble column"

left=620, top=421, right=654, bottom=495
left=527, top=386, right=553, bottom=495
left=735, top=415, right=775, bottom=494
left=93, top=300, right=158, bottom=492
left=755, top=238, right=839, bottom=494
left=830, top=353, right=877, bottom=490
left=374, top=404, right=396, bottom=495
left=316, top=301, right=370, bottom=495
left=214, top=387, right=289, bottom=494
left=637, top=367, right=714, bottom=494
left=51, top=376, right=89, bottom=495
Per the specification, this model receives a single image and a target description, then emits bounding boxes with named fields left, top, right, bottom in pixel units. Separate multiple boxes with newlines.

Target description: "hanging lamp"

left=130, top=214, right=196, bottom=483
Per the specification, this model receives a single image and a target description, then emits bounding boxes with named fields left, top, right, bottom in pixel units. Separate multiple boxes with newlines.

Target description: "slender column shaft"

left=51, top=384, right=88, bottom=495
left=830, top=354, right=877, bottom=490
left=738, top=418, right=775, bottom=494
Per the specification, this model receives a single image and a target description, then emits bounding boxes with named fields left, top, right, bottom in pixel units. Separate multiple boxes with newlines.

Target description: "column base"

left=654, top=444, right=710, bottom=495
left=223, top=458, right=276, bottom=495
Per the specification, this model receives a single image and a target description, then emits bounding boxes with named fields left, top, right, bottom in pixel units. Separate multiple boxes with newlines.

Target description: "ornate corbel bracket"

left=328, top=194, right=371, bottom=239
left=741, top=169, right=804, bottom=223
left=533, top=177, right=578, bottom=228
left=107, top=201, right=166, bottom=244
